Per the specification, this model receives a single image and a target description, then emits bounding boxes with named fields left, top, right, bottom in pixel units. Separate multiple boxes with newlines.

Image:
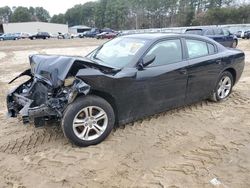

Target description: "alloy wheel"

left=217, top=75, right=232, bottom=99
left=72, top=106, right=108, bottom=141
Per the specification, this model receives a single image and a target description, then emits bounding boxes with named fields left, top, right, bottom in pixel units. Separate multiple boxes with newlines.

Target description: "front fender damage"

left=6, top=54, right=118, bottom=127
left=67, top=79, right=91, bottom=103
left=7, top=73, right=91, bottom=127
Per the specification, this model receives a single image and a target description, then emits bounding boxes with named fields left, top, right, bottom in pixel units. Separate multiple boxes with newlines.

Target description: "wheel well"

left=224, top=68, right=236, bottom=85
left=89, top=90, right=119, bottom=125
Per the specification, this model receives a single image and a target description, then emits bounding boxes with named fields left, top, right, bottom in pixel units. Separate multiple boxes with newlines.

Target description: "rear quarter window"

left=207, top=43, right=216, bottom=54
left=214, top=28, right=224, bottom=35
left=186, top=39, right=209, bottom=58
left=204, top=29, right=214, bottom=35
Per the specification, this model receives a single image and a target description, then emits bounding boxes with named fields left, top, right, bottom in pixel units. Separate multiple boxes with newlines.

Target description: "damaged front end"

left=7, top=55, right=91, bottom=127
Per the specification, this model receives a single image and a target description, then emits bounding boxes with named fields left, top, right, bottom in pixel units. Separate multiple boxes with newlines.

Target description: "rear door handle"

left=179, top=68, right=187, bottom=75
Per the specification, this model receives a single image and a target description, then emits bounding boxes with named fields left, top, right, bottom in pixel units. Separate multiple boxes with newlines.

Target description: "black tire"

left=62, top=95, right=115, bottom=147
left=210, top=71, right=234, bottom=102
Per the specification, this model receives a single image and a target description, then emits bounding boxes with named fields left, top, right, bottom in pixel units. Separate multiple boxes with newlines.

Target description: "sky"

left=0, top=0, right=95, bottom=16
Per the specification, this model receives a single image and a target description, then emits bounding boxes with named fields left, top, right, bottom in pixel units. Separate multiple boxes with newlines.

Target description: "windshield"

left=88, top=37, right=147, bottom=68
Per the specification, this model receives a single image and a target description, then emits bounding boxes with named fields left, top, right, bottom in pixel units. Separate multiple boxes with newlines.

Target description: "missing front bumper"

left=7, top=91, right=58, bottom=126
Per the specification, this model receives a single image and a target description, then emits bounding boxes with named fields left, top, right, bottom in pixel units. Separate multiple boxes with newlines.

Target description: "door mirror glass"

left=142, top=54, right=156, bottom=67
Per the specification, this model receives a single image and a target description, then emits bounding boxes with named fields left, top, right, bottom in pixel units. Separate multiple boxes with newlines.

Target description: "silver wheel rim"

left=73, top=106, right=108, bottom=141
left=217, top=76, right=232, bottom=99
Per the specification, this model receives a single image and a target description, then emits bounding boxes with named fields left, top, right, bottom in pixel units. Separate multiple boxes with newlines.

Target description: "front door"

left=134, top=39, right=188, bottom=116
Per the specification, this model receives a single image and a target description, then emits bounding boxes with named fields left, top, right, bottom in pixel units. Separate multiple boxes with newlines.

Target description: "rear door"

left=213, top=28, right=227, bottom=46
left=223, top=29, right=234, bottom=47
left=185, top=38, right=223, bottom=102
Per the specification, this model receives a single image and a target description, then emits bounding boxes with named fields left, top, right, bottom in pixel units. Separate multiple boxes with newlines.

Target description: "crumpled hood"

left=30, top=54, right=81, bottom=82
left=29, top=54, right=116, bottom=87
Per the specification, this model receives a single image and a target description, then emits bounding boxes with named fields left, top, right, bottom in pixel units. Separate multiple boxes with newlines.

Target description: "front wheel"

left=62, top=95, right=115, bottom=147
left=210, top=71, right=233, bottom=102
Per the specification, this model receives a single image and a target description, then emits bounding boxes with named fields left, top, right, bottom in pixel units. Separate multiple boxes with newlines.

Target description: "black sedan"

left=29, top=32, right=50, bottom=40
left=7, top=33, right=245, bottom=147
left=242, top=31, right=250, bottom=39
left=185, top=27, right=238, bottom=48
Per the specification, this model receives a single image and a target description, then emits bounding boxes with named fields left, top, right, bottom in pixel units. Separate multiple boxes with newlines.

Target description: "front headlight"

left=64, top=77, right=75, bottom=87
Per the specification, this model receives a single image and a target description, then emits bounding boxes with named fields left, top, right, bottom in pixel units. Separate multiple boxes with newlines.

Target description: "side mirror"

left=138, top=54, right=156, bottom=70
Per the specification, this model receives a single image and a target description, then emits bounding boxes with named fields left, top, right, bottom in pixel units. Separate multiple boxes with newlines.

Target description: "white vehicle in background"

left=49, top=33, right=59, bottom=38
left=241, top=31, right=245, bottom=38
left=14, top=32, right=30, bottom=39
left=57, top=32, right=76, bottom=39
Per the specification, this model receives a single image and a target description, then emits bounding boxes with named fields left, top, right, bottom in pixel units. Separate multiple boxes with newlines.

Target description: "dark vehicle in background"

left=29, top=32, right=50, bottom=40
left=96, top=32, right=117, bottom=39
left=235, top=31, right=243, bottom=38
left=185, top=27, right=238, bottom=48
left=242, top=31, right=250, bottom=39
left=0, top=33, right=3, bottom=36
left=80, top=28, right=116, bottom=38
left=78, top=31, right=88, bottom=38
left=84, top=28, right=101, bottom=38
left=7, top=33, right=245, bottom=147
left=0, top=33, right=20, bottom=41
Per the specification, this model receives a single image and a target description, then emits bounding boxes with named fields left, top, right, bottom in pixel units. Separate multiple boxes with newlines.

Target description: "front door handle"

left=179, top=68, right=187, bottom=75
left=216, top=59, right=222, bottom=65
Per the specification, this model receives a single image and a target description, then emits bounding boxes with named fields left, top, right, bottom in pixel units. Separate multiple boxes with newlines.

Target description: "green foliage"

left=1, top=0, right=250, bottom=29
left=0, top=6, right=12, bottom=23
left=193, top=5, right=250, bottom=25
left=50, top=14, right=66, bottom=24
left=34, top=7, right=50, bottom=22
left=11, top=7, right=32, bottom=22
left=0, top=6, right=51, bottom=23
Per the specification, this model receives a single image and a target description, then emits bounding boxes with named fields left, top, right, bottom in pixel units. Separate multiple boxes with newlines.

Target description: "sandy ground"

left=0, top=38, right=250, bottom=188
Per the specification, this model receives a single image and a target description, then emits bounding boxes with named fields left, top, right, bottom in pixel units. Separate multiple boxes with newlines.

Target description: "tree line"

left=1, top=0, right=250, bottom=30
left=0, top=6, right=50, bottom=23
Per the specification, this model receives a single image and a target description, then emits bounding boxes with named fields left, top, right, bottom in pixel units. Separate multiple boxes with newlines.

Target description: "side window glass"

left=207, top=43, right=216, bottom=54
left=204, top=29, right=214, bottom=35
left=223, top=29, right=230, bottom=36
left=146, top=39, right=182, bottom=66
left=186, top=39, right=209, bottom=58
left=214, top=28, right=224, bottom=35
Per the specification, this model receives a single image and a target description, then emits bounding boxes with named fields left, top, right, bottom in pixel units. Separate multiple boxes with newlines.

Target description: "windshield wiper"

left=92, top=45, right=103, bottom=60
left=93, top=56, right=103, bottom=62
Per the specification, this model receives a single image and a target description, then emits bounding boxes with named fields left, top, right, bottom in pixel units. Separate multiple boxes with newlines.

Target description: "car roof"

left=121, top=32, right=216, bottom=42
left=186, top=27, right=224, bottom=31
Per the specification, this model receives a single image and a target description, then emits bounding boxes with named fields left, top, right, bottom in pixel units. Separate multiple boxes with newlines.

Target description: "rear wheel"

left=210, top=71, right=233, bottom=102
left=62, top=95, right=115, bottom=147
